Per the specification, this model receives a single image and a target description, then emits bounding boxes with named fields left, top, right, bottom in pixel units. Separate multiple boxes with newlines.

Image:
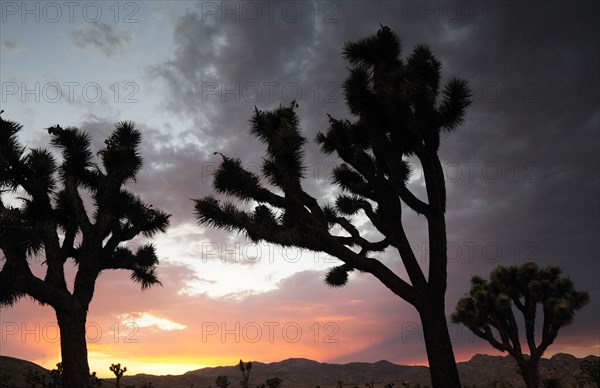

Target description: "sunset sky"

left=1, top=0, right=599, bottom=379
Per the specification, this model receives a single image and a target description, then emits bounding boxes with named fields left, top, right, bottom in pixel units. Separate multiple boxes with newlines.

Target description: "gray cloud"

left=68, top=22, right=132, bottom=58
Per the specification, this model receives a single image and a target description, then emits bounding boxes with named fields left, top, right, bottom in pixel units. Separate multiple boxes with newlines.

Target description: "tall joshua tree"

left=194, top=27, right=471, bottom=387
left=452, top=262, right=590, bottom=388
left=0, top=117, right=170, bottom=387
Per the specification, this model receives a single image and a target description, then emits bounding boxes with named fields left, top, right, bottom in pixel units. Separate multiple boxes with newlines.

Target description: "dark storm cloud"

left=68, top=22, right=132, bottom=58
left=432, top=1, right=600, bottom=306
left=142, top=0, right=598, bottom=340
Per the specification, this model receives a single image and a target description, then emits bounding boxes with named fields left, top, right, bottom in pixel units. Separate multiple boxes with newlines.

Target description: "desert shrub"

left=216, top=375, right=231, bottom=388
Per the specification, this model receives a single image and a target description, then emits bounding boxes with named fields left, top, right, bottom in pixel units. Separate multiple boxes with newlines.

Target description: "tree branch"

left=524, top=294, right=538, bottom=357
left=399, top=185, right=430, bottom=217
left=65, top=178, right=92, bottom=235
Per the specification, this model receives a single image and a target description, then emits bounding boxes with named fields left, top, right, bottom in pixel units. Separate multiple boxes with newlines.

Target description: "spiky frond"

left=250, top=104, right=299, bottom=145
left=109, top=244, right=162, bottom=290
left=130, top=267, right=161, bottom=290
left=343, top=65, right=375, bottom=116
left=406, top=44, right=442, bottom=99
left=437, top=78, right=472, bottom=131
left=324, top=264, right=353, bottom=287
left=214, top=158, right=262, bottom=200
left=335, top=195, right=363, bottom=216
left=0, top=270, right=27, bottom=307
left=252, top=205, right=279, bottom=228
left=50, top=127, right=95, bottom=182
left=0, top=206, right=44, bottom=257
left=264, top=125, right=306, bottom=184
left=315, top=118, right=356, bottom=156
left=99, top=121, right=143, bottom=183
left=194, top=197, right=246, bottom=232
left=343, top=25, right=401, bottom=67
left=332, top=164, right=372, bottom=198
left=135, top=244, right=160, bottom=269
left=24, top=149, right=58, bottom=194
left=0, top=118, right=26, bottom=190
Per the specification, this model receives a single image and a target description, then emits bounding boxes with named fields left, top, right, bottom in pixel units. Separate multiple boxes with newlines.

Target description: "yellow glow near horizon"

left=87, top=352, right=210, bottom=378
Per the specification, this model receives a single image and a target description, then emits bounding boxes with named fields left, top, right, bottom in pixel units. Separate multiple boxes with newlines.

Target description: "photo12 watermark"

left=471, top=81, right=541, bottom=105
left=410, top=241, right=541, bottom=265
left=196, top=240, right=540, bottom=266
left=1, top=81, right=140, bottom=104
left=401, top=321, right=477, bottom=344
left=408, top=160, right=540, bottom=184
left=198, top=1, right=339, bottom=24
left=200, top=81, right=341, bottom=104
left=200, top=321, right=340, bottom=344
left=0, top=321, right=140, bottom=344
left=199, top=241, right=341, bottom=265
left=1, top=1, right=140, bottom=24
left=399, top=1, right=537, bottom=24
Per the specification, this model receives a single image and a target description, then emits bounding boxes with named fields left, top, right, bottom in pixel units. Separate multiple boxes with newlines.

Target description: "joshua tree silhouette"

left=194, top=26, right=471, bottom=388
left=0, top=118, right=170, bottom=387
left=452, top=262, right=589, bottom=388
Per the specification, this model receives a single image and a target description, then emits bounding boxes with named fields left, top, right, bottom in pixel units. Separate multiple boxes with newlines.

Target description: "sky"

left=1, top=0, right=599, bottom=379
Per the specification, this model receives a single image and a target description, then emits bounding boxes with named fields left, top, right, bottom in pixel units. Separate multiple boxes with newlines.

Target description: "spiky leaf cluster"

left=251, top=103, right=306, bottom=188
left=324, top=26, right=472, bottom=157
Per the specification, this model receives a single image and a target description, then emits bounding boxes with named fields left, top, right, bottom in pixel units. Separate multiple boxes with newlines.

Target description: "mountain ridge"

left=1, top=353, right=598, bottom=387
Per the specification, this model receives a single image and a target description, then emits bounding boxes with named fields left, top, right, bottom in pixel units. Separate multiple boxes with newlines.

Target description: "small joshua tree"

left=239, top=360, right=253, bottom=388
left=452, top=262, right=589, bottom=388
left=110, top=363, right=127, bottom=388
left=89, top=371, right=102, bottom=387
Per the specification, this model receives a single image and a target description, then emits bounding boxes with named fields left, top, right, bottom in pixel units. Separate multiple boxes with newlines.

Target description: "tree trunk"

left=419, top=305, right=461, bottom=388
left=56, top=307, right=91, bottom=388
left=517, top=359, right=540, bottom=388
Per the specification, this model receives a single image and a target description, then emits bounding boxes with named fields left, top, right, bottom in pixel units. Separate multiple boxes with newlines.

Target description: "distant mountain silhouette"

left=0, top=356, right=51, bottom=387
left=1, top=353, right=598, bottom=387
left=183, top=357, right=423, bottom=386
